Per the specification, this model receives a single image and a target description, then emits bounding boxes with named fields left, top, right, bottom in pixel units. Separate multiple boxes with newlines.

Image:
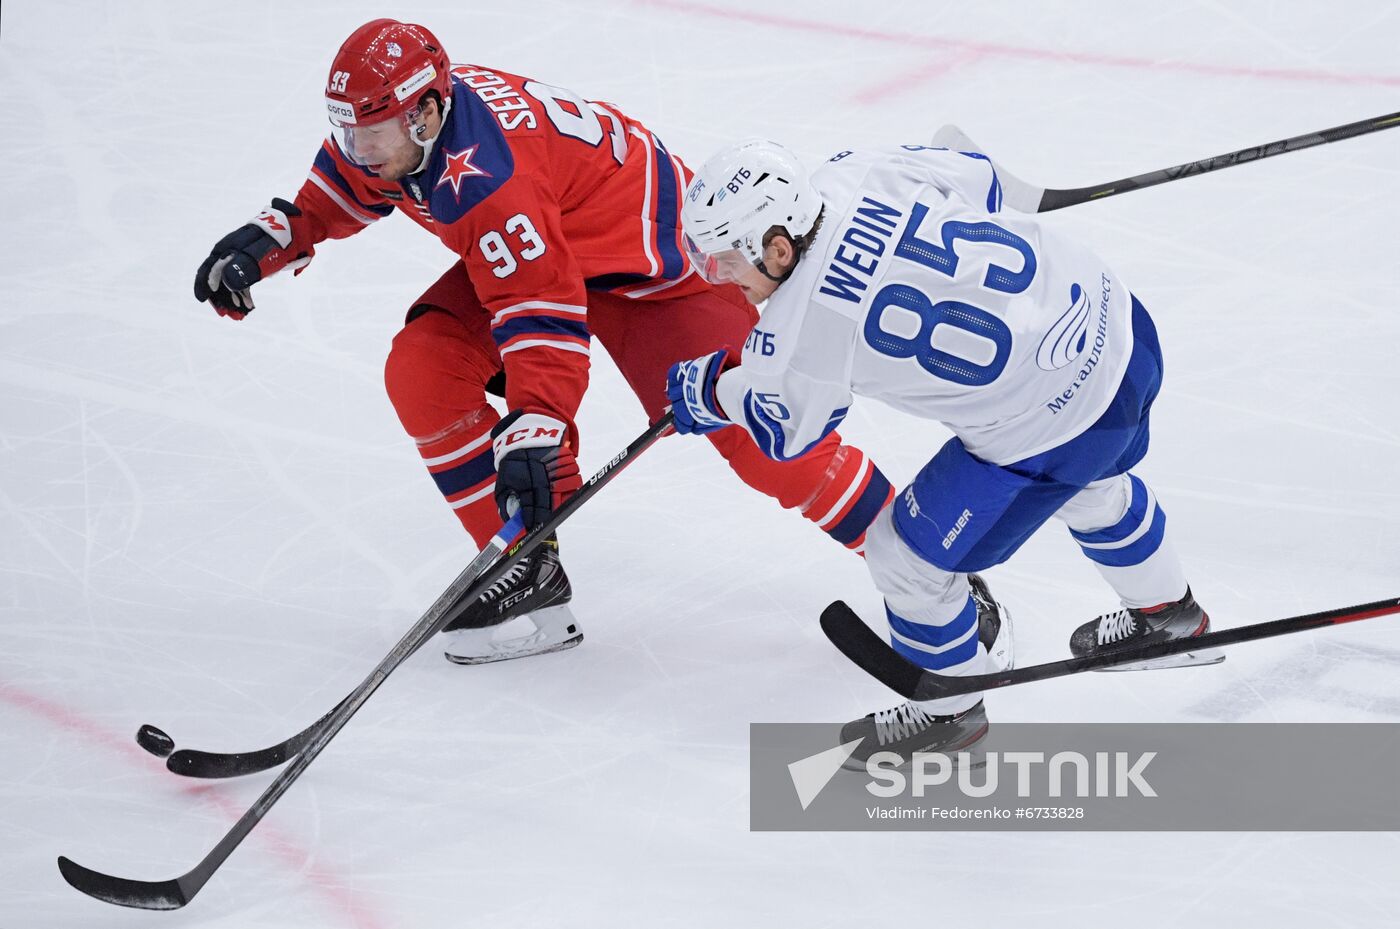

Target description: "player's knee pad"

left=1055, top=473, right=1132, bottom=534
left=385, top=315, right=501, bottom=546
left=384, top=309, right=501, bottom=433
left=1058, top=472, right=1185, bottom=608
left=400, top=305, right=507, bottom=394
left=864, top=506, right=962, bottom=614
left=1063, top=472, right=1173, bottom=577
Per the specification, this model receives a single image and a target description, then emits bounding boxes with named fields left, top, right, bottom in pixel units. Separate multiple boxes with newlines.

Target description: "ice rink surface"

left=3, top=1, right=1400, bottom=926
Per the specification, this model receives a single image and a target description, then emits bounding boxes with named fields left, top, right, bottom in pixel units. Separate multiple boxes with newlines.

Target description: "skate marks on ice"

left=1186, top=640, right=1400, bottom=721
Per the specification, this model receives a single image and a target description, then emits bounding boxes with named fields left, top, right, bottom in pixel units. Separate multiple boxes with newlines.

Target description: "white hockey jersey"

left=713, top=146, right=1136, bottom=466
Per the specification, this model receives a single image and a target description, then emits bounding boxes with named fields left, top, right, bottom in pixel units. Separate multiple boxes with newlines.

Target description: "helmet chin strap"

left=751, top=232, right=796, bottom=284
left=409, top=96, right=452, bottom=175
left=755, top=259, right=792, bottom=284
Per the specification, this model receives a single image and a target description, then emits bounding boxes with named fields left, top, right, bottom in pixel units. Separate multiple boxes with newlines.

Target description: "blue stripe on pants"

left=887, top=597, right=979, bottom=670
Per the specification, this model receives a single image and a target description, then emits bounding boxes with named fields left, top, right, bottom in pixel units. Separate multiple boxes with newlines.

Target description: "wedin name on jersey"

left=814, top=193, right=905, bottom=315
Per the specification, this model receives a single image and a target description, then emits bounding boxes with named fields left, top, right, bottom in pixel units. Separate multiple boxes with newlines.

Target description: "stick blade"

left=929, top=124, right=1048, bottom=213
left=57, top=856, right=192, bottom=910
left=819, top=601, right=922, bottom=699
left=931, top=123, right=982, bottom=152
left=161, top=695, right=349, bottom=778
left=166, top=744, right=291, bottom=779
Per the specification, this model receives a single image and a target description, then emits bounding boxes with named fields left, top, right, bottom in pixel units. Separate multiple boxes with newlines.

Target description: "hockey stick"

left=821, top=595, right=1400, bottom=701
left=58, top=413, right=674, bottom=910
left=136, top=701, right=347, bottom=778
left=931, top=110, right=1400, bottom=213
left=138, top=561, right=522, bottom=778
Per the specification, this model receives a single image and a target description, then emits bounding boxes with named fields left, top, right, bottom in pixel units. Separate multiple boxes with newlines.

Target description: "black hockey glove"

left=491, top=410, right=582, bottom=529
left=194, top=198, right=310, bottom=319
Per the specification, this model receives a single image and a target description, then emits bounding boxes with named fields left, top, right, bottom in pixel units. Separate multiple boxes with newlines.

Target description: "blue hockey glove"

left=665, top=349, right=735, bottom=435
left=491, top=410, right=582, bottom=529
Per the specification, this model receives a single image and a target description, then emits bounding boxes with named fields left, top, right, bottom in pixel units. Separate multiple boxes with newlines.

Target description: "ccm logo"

left=502, top=426, right=562, bottom=446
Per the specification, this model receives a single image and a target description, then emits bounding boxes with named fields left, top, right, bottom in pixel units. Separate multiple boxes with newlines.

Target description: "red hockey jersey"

left=289, top=64, right=707, bottom=425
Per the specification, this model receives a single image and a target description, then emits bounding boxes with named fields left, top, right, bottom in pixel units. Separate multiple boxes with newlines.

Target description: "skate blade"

left=443, top=605, right=583, bottom=665
left=1097, top=647, right=1225, bottom=672
left=444, top=632, right=582, bottom=665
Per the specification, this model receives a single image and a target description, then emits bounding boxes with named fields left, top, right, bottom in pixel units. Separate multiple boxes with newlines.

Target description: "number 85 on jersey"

left=860, top=202, right=1036, bottom=388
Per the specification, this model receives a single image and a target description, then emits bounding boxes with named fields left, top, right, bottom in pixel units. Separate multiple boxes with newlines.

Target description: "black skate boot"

left=840, top=573, right=1010, bottom=770
left=839, top=700, right=990, bottom=771
left=1068, top=587, right=1222, bottom=671
left=442, top=536, right=582, bottom=665
left=968, top=572, right=1014, bottom=673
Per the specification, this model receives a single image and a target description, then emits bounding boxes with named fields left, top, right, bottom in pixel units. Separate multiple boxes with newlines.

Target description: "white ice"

left=3, top=2, right=1400, bottom=927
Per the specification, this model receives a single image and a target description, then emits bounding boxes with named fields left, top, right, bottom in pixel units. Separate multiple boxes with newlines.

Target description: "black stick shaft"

left=59, top=414, right=674, bottom=910
left=1038, top=110, right=1400, bottom=211
left=919, top=596, right=1400, bottom=700
left=821, top=595, right=1400, bottom=702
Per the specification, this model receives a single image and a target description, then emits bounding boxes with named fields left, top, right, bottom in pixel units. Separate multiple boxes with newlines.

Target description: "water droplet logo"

left=1036, top=283, right=1092, bottom=371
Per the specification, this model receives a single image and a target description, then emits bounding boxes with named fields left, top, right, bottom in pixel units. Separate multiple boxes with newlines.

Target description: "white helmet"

left=682, top=139, right=823, bottom=285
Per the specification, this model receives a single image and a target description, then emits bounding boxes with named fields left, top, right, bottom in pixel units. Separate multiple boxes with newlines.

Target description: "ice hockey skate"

left=1068, top=587, right=1223, bottom=671
left=967, top=572, right=1014, bottom=673
left=840, top=574, right=1011, bottom=770
left=442, top=536, right=583, bottom=665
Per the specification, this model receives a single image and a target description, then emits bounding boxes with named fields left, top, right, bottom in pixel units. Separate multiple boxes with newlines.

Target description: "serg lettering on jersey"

left=813, top=193, right=904, bottom=316
left=452, top=66, right=537, bottom=131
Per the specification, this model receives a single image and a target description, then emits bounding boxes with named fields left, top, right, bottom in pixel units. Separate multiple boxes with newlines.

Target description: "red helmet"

left=325, top=19, right=452, bottom=129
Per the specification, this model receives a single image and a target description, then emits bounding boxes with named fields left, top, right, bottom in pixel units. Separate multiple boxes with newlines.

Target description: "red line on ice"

left=643, top=0, right=1400, bottom=97
left=848, top=49, right=990, bottom=106
left=0, top=683, right=394, bottom=929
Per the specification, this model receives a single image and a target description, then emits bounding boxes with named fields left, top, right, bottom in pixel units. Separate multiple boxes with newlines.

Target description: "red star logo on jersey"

left=435, top=145, right=491, bottom=199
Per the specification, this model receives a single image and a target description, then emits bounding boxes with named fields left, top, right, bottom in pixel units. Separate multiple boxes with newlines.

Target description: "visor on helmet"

left=327, top=101, right=434, bottom=169
left=684, top=233, right=763, bottom=285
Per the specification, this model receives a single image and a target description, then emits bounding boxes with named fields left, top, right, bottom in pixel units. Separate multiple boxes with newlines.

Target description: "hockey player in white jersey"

left=665, top=140, right=1217, bottom=765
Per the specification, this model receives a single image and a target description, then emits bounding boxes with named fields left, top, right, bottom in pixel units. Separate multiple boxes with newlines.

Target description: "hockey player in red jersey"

left=193, top=19, right=895, bottom=663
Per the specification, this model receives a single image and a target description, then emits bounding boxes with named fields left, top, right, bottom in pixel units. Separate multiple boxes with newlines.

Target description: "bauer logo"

left=941, top=508, right=972, bottom=550
left=749, top=723, right=1400, bottom=831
